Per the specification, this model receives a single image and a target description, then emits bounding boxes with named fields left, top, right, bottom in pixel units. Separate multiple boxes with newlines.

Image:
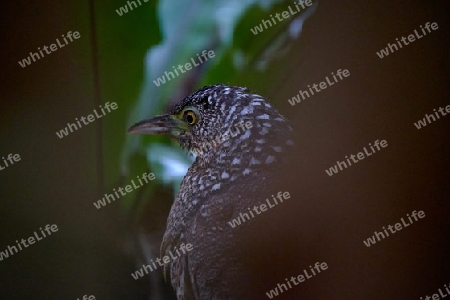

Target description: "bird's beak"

left=127, top=114, right=188, bottom=138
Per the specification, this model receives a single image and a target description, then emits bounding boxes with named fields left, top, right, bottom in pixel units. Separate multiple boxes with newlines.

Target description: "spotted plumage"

left=128, top=84, right=293, bottom=299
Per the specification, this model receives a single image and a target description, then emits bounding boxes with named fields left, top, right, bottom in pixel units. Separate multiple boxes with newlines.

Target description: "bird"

left=128, top=84, right=296, bottom=299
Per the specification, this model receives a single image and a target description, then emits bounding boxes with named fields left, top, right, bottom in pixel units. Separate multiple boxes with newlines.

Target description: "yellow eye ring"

left=183, top=110, right=199, bottom=125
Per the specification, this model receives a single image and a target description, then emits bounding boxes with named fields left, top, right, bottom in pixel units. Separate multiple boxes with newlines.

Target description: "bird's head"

left=128, top=84, right=292, bottom=163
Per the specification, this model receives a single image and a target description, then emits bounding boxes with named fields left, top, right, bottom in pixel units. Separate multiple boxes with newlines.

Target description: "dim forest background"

left=1, top=0, right=449, bottom=299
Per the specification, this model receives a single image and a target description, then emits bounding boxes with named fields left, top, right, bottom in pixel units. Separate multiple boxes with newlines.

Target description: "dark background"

left=1, top=0, right=449, bottom=299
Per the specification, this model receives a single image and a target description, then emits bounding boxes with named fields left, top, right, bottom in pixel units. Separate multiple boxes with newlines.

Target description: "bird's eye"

left=183, top=110, right=199, bottom=125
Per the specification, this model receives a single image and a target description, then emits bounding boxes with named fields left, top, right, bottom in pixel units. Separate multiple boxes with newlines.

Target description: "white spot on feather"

left=240, top=106, right=254, bottom=115
left=259, top=127, right=269, bottom=135
left=265, top=156, right=276, bottom=164
left=272, top=146, right=282, bottom=152
left=240, top=130, right=250, bottom=140
left=250, top=157, right=260, bottom=165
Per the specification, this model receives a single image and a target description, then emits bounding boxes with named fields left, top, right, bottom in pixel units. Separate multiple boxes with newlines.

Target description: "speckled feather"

left=160, top=84, right=293, bottom=299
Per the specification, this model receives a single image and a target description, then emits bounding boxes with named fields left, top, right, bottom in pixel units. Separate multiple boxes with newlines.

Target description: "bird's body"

left=129, top=84, right=294, bottom=299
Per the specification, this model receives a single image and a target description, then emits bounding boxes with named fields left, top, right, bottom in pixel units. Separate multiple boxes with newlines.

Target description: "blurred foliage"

left=102, top=0, right=317, bottom=219
left=92, top=1, right=317, bottom=297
